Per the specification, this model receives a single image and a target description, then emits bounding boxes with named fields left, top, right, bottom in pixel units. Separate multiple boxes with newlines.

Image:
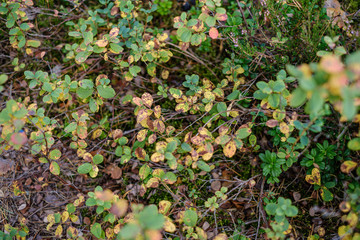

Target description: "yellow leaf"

left=61, top=211, right=69, bottom=223
left=154, top=105, right=162, bottom=118
left=135, top=147, right=146, bottom=160
left=142, top=92, right=153, bottom=108
left=339, top=201, right=351, bottom=213
left=214, top=233, right=228, bottom=240
left=158, top=33, right=169, bottom=42
left=305, top=168, right=321, bottom=185
left=137, top=129, right=148, bottom=142
left=55, top=224, right=63, bottom=238
left=110, top=199, right=128, bottom=217
left=96, top=39, right=108, bottom=47
left=146, top=177, right=159, bottom=188
left=159, top=201, right=171, bottom=215
left=109, top=27, right=119, bottom=38
left=163, top=217, right=176, bottom=233
left=161, top=70, right=169, bottom=79
left=137, top=109, right=149, bottom=123
left=151, top=152, right=164, bottom=163
left=279, top=122, right=290, bottom=134
left=340, top=161, right=357, bottom=174
left=223, top=140, right=236, bottom=158
left=148, top=134, right=157, bottom=144
left=92, top=129, right=103, bottom=139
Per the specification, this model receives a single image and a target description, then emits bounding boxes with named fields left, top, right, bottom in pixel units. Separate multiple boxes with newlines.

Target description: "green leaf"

left=91, top=223, right=102, bottom=238
left=77, top=87, right=93, bottom=99
left=227, top=90, right=240, bottom=100
left=307, top=90, right=323, bottom=115
left=286, top=206, right=298, bottom=217
left=119, top=224, right=141, bottom=239
left=235, top=128, right=251, bottom=139
left=272, top=80, right=286, bottom=92
left=49, top=149, right=61, bottom=160
left=97, top=85, right=115, bottom=99
left=75, top=51, right=91, bottom=64
left=129, top=66, right=141, bottom=77
left=89, top=98, right=98, bottom=112
left=0, top=74, right=8, bottom=85
left=205, top=16, right=216, bottom=27
left=197, top=160, right=211, bottom=172
left=177, top=27, right=192, bottom=42
left=348, top=138, right=360, bottom=151
left=166, top=141, right=178, bottom=153
left=162, top=172, right=177, bottom=184
left=50, top=161, right=60, bottom=175
left=20, top=23, right=30, bottom=31
left=181, top=142, right=192, bottom=152
left=321, top=188, right=333, bottom=202
left=139, top=164, right=151, bottom=180
left=110, top=43, right=123, bottom=54
left=83, top=31, right=93, bottom=45
left=277, top=70, right=286, bottom=81
left=27, top=40, right=41, bottom=48
left=265, top=203, right=277, bottom=215
left=184, top=209, right=198, bottom=227
left=77, top=163, right=93, bottom=174
left=256, top=81, right=271, bottom=94
left=65, top=122, right=77, bottom=133
left=138, top=205, right=164, bottom=230
left=93, top=154, right=104, bottom=164
left=217, top=102, right=227, bottom=117
left=86, top=198, right=97, bottom=206
left=290, top=88, right=307, bottom=107
left=268, top=94, right=280, bottom=108
left=342, top=88, right=356, bottom=120
left=79, top=79, right=93, bottom=89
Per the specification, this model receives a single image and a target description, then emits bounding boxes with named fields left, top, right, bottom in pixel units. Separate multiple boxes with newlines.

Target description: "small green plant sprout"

left=77, top=153, right=104, bottom=178
left=157, top=84, right=169, bottom=98
left=265, top=197, right=298, bottom=240
left=215, top=186, right=228, bottom=200
left=254, top=78, right=289, bottom=110
left=205, top=196, right=219, bottom=211
left=183, top=74, right=202, bottom=95
left=316, top=35, right=347, bottom=57
left=260, top=151, right=286, bottom=184
left=205, top=187, right=228, bottom=211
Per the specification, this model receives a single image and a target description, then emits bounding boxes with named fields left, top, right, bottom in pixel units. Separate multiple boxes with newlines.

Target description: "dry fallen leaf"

left=0, top=158, right=15, bottom=176
left=104, top=164, right=122, bottom=179
left=324, top=0, right=349, bottom=28
left=211, top=180, right=221, bottom=191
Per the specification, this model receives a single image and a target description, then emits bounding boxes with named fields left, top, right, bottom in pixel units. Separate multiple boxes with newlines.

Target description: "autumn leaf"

left=305, top=168, right=321, bottom=185
left=137, top=109, right=149, bottom=123
left=209, top=27, right=219, bottom=39
left=340, top=161, right=357, bottom=174
left=50, top=161, right=60, bottom=175
left=95, top=39, right=108, bottom=47
left=151, top=152, right=164, bottom=162
left=142, top=92, right=153, bottom=108
left=223, top=140, right=236, bottom=158
left=137, top=129, right=148, bottom=142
